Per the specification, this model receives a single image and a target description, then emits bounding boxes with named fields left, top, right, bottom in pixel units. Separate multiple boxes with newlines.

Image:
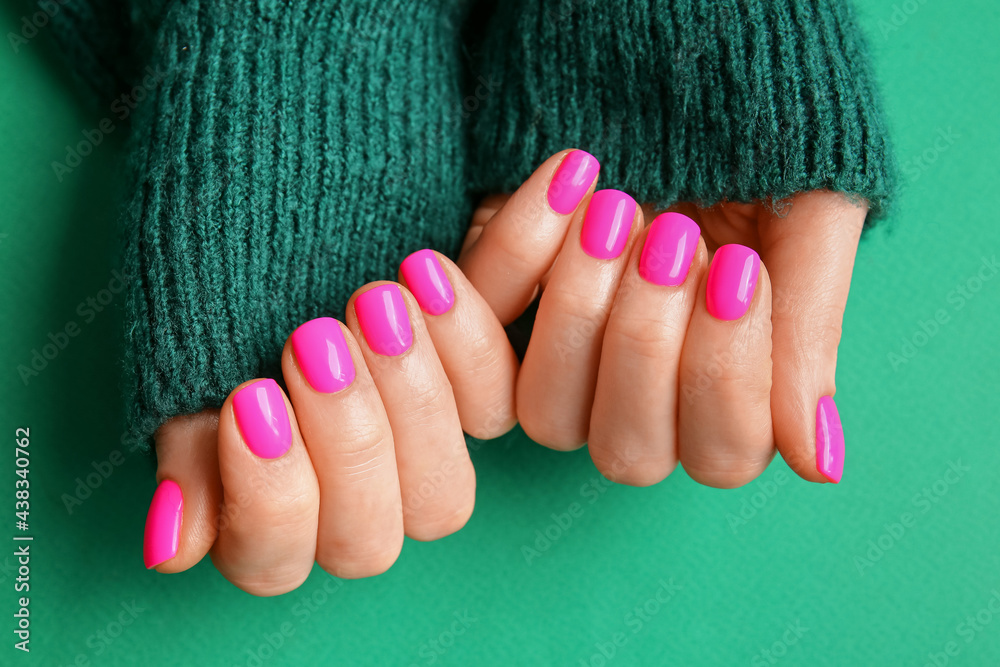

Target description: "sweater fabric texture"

left=45, top=0, right=895, bottom=450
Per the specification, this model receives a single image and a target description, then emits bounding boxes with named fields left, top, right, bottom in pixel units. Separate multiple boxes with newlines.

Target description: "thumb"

left=758, top=191, right=868, bottom=484
left=458, top=149, right=600, bottom=325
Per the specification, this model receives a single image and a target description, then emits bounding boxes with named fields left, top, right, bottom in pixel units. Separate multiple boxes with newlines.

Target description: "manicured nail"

left=547, top=149, right=600, bottom=214
left=706, top=244, right=760, bottom=321
left=580, top=189, right=636, bottom=259
left=291, top=317, right=356, bottom=393
left=143, top=479, right=182, bottom=569
left=639, top=213, right=701, bottom=286
left=355, top=284, right=413, bottom=356
left=400, top=249, right=455, bottom=316
left=233, top=379, right=292, bottom=459
left=816, top=396, right=844, bottom=483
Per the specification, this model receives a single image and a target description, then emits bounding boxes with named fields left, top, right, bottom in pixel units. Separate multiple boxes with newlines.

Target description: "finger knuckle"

left=225, top=563, right=311, bottom=597
left=605, top=314, right=680, bottom=360
left=317, top=536, right=402, bottom=579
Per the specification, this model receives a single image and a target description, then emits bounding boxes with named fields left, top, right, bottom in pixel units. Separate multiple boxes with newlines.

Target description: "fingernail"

left=580, top=189, right=636, bottom=259
left=291, top=317, right=356, bottom=393
left=400, top=249, right=455, bottom=316
left=639, top=212, right=701, bottom=286
left=233, top=379, right=292, bottom=459
left=355, top=284, right=413, bottom=356
left=143, top=479, right=183, bottom=569
left=816, top=395, right=844, bottom=483
left=547, top=149, right=600, bottom=214
left=706, top=244, right=760, bottom=321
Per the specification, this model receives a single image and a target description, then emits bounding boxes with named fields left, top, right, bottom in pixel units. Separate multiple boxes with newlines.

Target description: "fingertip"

left=285, top=317, right=358, bottom=395
left=547, top=149, right=601, bottom=215
left=399, top=249, right=456, bottom=317
left=149, top=411, right=222, bottom=573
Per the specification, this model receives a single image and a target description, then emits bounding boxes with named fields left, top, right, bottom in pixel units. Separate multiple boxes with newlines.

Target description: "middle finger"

left=516, top=189, right=641, bottom=450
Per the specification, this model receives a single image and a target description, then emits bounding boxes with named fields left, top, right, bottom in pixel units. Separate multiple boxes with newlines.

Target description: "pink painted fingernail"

left=291, top=317, right=356, bottom=393
left=580, top=189, right=636, bottom=259
left=143, top=479, right=182, bottom=569
left=706, top=244, right=760, bottom=321
left=400, top=249, right=455, bottom=316
left=233, top=379, right=292, bottom=459
left=355, top=284, right=413, bottom=356
left=639, top=212, right=701, bottom=286
left=547, top=150, right=600, bottom=214
left=816, top=395, right=844, bottom=483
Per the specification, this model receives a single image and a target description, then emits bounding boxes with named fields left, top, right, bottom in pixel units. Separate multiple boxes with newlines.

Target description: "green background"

left=1, top=0, right=998, bottom=664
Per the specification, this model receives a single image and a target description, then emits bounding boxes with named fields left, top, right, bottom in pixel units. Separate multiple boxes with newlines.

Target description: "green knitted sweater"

left=46, top=0, right=894, bottom=450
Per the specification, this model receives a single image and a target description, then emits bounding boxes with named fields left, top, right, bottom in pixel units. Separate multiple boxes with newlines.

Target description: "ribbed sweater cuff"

left=466, top=0, right=895, bottom=218
left=70, top=1, right=472, bottom=449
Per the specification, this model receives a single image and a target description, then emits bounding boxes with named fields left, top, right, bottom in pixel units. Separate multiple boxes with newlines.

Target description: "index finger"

left=458, top=149, right=600, bottom=325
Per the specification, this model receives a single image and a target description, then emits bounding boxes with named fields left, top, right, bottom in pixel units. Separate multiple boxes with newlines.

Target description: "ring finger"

left=678, top=244, right=775, bottom=488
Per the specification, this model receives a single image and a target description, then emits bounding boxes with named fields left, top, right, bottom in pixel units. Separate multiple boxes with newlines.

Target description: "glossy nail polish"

left=639, top=212, right=701, bottom=286
left=233, top=379, right=292, bottom=459
left=706, top=244, right=760, bottom=321
left=580, top=189, right=636, bottom=259
left=400, top=249, right=455, bottom=316
left=816, top=395, right=844, bottom=483
left=143, top=479, right=183, bottom=569
left=355, top=284, right=413, bottom=356
left=547, top=150, right=600, bottom=214
left=291, top=317, right=356, bottom=393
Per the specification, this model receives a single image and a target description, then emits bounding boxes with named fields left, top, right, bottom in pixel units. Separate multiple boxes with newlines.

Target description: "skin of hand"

left=148, top=259, right=520, bottom=595
left=458, top=149, right=866, bottom=489
left=144, top=148, right=864, bottom=594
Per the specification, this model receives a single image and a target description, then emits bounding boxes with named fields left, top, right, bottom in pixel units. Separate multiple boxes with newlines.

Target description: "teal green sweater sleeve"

left=45, top=0, right=476, bottom=450
left=42, top=0, right=894, bottom=450
left=464, top=0, right=895, bottom=219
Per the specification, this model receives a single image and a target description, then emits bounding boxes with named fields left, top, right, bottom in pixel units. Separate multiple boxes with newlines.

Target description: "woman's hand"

left=145, top=255, right=519, bottom=594
left=459, top=150, right=866, bottom=488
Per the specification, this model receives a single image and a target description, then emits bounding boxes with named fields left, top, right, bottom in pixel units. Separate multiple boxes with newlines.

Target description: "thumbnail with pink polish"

left=547, top=150, right=600, bottom=214
left=400, top=249, right=455, bottom=316
left=291, top=317, right=356, bottom=393
left=143, top=479, right=182, bottom=569
left=706, top=244, right=760, bottom=321
left=816, top=395, right=845, bottom=483
left=233, top=379, right=292, bottom=459
left=639, top=212, right=701, bottom=286
left=580, top=189, right=636, bottom=259
left=355, top=284, right=413, bottom=356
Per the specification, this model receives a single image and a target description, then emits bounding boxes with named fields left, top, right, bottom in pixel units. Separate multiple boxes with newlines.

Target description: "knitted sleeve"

left=464, top=0, right=895, bottom=218
left=45, top=0, right=476, bottom=450
left=39, top=0, right=165, bottom=105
